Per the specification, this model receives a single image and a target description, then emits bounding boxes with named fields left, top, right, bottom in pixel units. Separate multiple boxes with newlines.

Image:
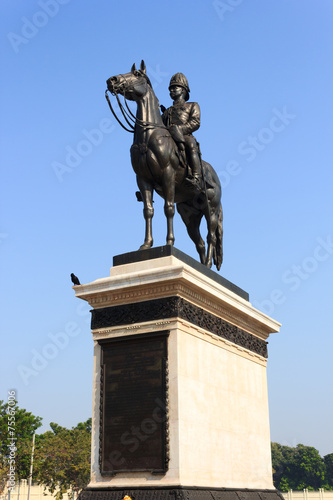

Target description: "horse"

left=106, top=60, right=223, bottom=270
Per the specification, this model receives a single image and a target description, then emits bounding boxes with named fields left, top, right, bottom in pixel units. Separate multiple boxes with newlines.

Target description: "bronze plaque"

left=100, top=333, right=169, bottom=475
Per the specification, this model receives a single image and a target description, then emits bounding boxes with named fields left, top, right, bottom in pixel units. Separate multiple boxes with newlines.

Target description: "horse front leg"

left=137, top=176, right=154, bottom=250
left=162, top=166, right=175, bottom=246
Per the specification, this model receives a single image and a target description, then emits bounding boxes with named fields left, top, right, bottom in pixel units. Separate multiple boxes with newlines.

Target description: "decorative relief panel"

left=91, top=297, right=268, bottom=358
left=99, top=332, right=169, bottom=475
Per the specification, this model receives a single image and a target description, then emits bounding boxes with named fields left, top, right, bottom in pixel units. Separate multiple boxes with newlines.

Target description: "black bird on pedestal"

left=70, top=273, right=81, bottom=286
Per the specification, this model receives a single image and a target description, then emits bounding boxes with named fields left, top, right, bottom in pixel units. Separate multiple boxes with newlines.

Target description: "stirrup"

left=185, top=174, right=202, bottom=189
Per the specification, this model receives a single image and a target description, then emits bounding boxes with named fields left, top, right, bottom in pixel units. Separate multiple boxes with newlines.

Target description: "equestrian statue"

left=105, top=60, right=223, bottom=270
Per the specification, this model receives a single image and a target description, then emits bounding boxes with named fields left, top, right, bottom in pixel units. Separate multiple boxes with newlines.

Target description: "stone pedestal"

left=74, top=246, right=283, bottom=500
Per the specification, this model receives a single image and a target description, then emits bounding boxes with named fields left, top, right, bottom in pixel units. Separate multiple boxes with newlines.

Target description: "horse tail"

left=214, top=203, right=223, bottom=271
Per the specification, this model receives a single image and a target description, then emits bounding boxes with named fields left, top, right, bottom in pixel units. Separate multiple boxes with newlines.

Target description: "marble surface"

left=74, top=254, right=280, bottom=489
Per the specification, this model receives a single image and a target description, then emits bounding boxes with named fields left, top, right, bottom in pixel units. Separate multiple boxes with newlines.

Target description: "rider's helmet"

left=169, top=73, right=190, bottom=101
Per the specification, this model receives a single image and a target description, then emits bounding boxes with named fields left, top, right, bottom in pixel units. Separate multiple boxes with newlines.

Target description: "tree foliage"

left=0, top=400, right=42, bottom=493
left=34, top=419, right=91, bottom=499
left=324, top=453, right=333, bottom=489
left=0, top=401, right=91, bottom=498
left=271, top=442, right=329, bottom=491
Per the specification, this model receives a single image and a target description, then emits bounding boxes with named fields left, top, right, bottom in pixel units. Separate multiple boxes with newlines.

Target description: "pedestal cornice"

left=73, top=252, right=281, bottom=341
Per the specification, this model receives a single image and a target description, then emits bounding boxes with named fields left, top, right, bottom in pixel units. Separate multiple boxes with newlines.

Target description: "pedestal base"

left=74, top=246, right=281, bottom=493
left=79, top=486, right=284, bottom=500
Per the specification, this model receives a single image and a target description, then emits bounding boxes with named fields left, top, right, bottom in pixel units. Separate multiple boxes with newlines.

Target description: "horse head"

left=106, top=60, right=151, bottom=101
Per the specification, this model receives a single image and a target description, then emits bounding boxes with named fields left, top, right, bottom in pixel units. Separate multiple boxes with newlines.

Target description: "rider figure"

left=161, top=73, right=202, bottom=187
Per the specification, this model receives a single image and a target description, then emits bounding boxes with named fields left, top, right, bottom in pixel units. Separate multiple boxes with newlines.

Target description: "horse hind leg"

left=137, top=176, right=154, bottom=250
left=177, top=203, right=205, bottom=264
left=193, top=224, right=206, bottom=265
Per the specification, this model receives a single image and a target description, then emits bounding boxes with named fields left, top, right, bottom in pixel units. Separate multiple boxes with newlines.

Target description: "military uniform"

left=162, top=101, right=200, bottom=138
left=162, top=73, right=202, bottom=182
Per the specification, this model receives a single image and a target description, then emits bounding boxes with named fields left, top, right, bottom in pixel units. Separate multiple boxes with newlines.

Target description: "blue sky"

left=1, top=0, right=332, bottom=458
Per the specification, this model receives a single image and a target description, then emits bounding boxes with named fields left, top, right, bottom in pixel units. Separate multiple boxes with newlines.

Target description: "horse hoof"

left=166, top=241, right=174, bottom=246
left=139, top=243, right=153, bottom=250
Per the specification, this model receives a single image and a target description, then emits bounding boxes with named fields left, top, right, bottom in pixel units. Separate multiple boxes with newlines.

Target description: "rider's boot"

left=185, top=152, right=203, bottom=190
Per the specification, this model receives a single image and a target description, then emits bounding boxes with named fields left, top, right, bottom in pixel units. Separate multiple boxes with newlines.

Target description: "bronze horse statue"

left=106, top=60, right=223, bottom=270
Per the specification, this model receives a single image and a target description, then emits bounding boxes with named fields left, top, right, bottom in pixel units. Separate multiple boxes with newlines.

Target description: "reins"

left=114, top=92, right=136, bottom=131
left=105, top=78, right=168, bottom=133
left=105, top=90, right=134, bottom=133
left=122, top=92, right=166, bottom=130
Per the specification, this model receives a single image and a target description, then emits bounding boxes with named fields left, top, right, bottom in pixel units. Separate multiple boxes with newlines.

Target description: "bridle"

left=105, top=72, right=167, bottom=133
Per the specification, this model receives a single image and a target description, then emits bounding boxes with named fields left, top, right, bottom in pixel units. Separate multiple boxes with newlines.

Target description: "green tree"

left=0, top=400, right=42, bottom=493
left=288, top=444, right=326, bottom=490
left=271, top=442, right=295, bottom=491
left=34, top=420, right=91, bottom=499
left=324, top=454, right=333, bottom=489
left=271, top=442, right=328, bottom=491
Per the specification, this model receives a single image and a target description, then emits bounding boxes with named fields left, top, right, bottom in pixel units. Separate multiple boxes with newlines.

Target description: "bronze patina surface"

left=106, top=61, right=223, bottom=270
